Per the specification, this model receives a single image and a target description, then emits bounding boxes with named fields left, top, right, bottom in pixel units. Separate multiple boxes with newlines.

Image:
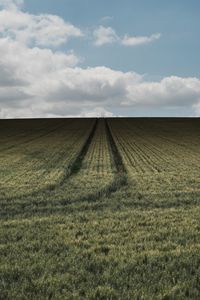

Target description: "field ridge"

left=64, top=118, right=98, bottom=178
left=0, top=119, right=96, bottom=201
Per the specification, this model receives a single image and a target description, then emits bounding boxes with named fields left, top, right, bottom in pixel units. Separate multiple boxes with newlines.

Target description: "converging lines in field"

left=0, top=118, right=124, bottom=216
left=0, top=118, right=200, bottom=218
left=29, top=118, right=127, bottom=204
left=1, top=118, right=200, bottom=300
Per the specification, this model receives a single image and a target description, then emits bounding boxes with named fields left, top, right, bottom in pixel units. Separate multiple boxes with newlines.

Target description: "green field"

left=0, top=118, right=200, bottom=299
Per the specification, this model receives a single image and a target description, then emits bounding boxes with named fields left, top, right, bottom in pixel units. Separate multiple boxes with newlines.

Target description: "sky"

left=0, top=0, right=200, bottom=118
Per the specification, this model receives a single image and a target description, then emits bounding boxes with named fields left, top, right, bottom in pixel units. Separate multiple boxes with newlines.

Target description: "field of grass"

left=0, top=118, right=200, bottom=299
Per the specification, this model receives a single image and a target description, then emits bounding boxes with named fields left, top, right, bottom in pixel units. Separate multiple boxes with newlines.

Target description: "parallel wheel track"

left=61, top=118, right=128, bottom=203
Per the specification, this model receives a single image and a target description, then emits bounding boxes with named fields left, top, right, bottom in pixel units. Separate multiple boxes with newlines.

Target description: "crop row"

left=108, top=118, right=200, bottom=196
left=58, top=118, right=116, bottom=202
left=0, top=119, right=95, bottom=200
left=0, top=119, right=117, bottom=216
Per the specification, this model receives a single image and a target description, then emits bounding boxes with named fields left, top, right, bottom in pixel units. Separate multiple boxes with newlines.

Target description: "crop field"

left=0, top=118, right=200, bottom=299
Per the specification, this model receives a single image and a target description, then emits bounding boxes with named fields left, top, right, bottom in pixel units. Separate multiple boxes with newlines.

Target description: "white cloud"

left=0, top=2, right=200, bottom=118
left=93, top=26, right=161, bottom=47
left=1, top=35, right=200, bottom=118
left=72, top=107, right=114, bottom=118
left=0, top=0, right=23, bottom=10
left=124, top=76, right=200, bottom=107
left=0, top=4, right=83, bottom=47
left=93, top=26, right=119, bottom=46
left=122, top=33, right=161, bottom=46
left=0, top=38, right=79, bottom=78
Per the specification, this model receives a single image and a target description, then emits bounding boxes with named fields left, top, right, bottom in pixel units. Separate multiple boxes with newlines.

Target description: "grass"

left=108, top=118, right=200, bottom=198
left=0, top=118, right=200, bottom=299
left=0, top=119, right=94, bottom=199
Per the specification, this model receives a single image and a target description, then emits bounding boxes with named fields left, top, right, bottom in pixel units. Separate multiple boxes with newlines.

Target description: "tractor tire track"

left=59, top=118, right=98, bottom=182
left=0, top=118, right=127, bottom=217
left=0, top=119, right=98, bottom=202
left=60, top=118, right=128, bottom=204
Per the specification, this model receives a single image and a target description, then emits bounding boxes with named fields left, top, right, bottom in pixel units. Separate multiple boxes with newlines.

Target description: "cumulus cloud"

left=0, top=1, right=200, bottom=118
left=93, top=26, right=119, bottom=46
left=0, top=0, right=23, bottom=10
left=93, top=25, right=161, bottom=47
left=0, top=62, right=27, bottom=86
left=1, top=36, right=200, bottom=118
left=0, top=2, right=83, bottom=47
left=124, top=77, right=200, bottom=107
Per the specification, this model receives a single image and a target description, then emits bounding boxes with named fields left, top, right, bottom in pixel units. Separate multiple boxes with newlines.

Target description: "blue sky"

left=24, top=0, right=200, bottom=77
left=0, top=0, right=200, bottom=117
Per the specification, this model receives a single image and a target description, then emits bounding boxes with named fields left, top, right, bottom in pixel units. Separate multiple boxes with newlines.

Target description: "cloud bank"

left=0, top=0, right=200, bottom=118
